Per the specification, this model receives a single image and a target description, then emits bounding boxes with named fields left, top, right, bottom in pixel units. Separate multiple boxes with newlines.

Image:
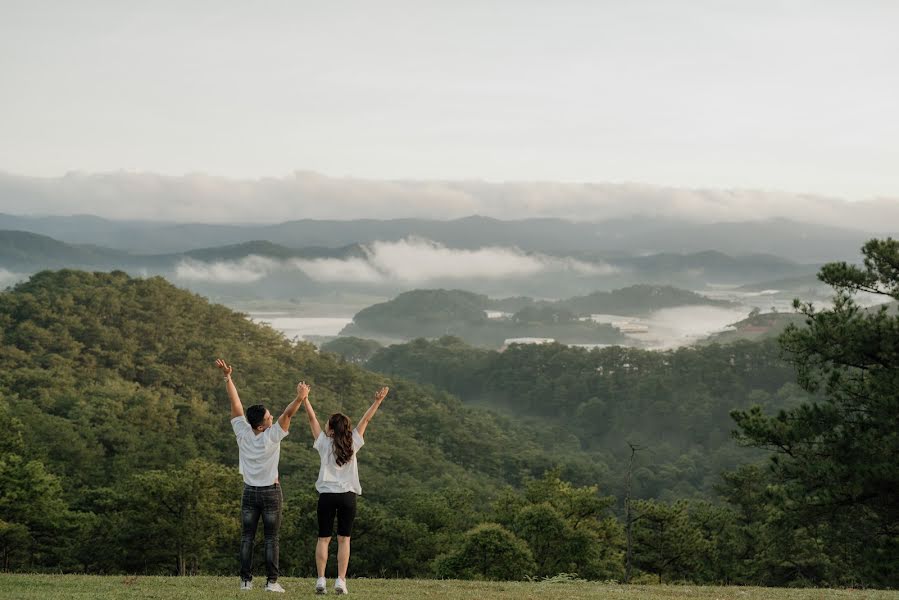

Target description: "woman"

left=301, top=384, right=389, bottom=595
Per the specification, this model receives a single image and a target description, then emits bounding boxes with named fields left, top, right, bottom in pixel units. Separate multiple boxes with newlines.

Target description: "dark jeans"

left=240, top=483, right=282, bottom=583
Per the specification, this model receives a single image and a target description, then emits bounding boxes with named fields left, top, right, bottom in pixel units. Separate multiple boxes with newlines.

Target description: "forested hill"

left=0, top=270, right=608, bottom=574
left=341, top=285, right=735, bottom=346
left=0, top=269, right=610, bottom=490
left=557, top=284, right=736, bottom=314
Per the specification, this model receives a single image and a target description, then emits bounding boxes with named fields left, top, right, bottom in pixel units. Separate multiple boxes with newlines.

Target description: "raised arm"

left=278, top=381, right=310, bottom=432
left=216, top=359, right=243, bottom=418
left=356, top=386, right=389, bottom=438
left=301, top=388, right=322, bottom=440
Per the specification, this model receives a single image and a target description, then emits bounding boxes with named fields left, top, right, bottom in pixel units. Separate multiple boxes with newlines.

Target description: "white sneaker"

left=240, top=579, right=253, bottom=590
left=264, top=581, right=286, bottom=593
left=334, top=578, right=348, bottom=595
left=315, top=577, right=327, bottom=594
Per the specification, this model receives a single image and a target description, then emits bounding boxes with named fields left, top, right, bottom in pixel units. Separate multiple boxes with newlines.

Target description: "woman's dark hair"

left=246, top=404, right=267, bottom=429
left=328, top=413, right=354, bottom=467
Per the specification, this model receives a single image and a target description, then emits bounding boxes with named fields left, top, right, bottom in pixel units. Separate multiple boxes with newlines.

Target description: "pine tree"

left=731, top=238, right=899, bottom=587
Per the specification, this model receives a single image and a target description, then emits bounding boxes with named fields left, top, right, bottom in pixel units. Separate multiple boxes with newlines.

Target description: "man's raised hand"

left=215, top=358, right=233, bottom=378
left=279, top=381, right=311, bottom=432
left=217, top=359, right=243, bottom=417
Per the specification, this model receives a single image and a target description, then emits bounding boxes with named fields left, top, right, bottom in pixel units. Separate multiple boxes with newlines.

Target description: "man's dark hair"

left=246, top=404, right=267, bottom=429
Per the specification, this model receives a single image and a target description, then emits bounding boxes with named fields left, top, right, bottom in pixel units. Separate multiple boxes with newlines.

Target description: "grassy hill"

left=3, top=575, right=896, bottom=600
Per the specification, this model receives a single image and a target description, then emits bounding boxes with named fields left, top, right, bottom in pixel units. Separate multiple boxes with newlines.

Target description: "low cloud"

left=172, top=238, right=619, bottom=285
left=0, top=269, right=28, bottom=289
left=288, top=257, right=384, bottom=283
left=174, top=256, right=279, bottom=283
left=293, top=237, right=618, bottom=283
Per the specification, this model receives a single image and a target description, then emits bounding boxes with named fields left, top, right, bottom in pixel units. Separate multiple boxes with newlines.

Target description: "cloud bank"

left=0, top=268, right=27, bottom=289
left=174, top=256, right=280, bottom=283
left=1, top=170, right=897, bottom=231
left=174, top=238, right=617, bottom=284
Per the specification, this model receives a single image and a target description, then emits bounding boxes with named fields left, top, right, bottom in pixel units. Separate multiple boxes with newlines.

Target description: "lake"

left=247, top=313, right=354, bottom=341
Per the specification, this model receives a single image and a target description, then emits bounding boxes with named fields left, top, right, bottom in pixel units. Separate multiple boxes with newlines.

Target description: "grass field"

left=1, top=575, right=896, bottom=600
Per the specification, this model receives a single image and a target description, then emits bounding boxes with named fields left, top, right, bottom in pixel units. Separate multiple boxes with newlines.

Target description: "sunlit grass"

left=1, top=575, right=896, bottom=600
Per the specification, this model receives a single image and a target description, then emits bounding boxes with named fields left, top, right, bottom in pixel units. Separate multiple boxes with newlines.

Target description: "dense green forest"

left=1, top=237, right=897, bottom=587
left=364, top=335, right=798, bottom=500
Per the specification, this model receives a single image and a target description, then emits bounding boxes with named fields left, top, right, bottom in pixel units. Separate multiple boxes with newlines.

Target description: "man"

left=216, top=358, right=310, bottom=593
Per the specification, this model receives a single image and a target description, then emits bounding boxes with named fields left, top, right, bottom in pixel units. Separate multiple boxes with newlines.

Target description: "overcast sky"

left=1, top=0, right=898, bottom=206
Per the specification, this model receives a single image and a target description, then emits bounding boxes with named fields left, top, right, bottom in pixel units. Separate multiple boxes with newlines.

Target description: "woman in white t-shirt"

left=301, top=385, right=389, bottom=595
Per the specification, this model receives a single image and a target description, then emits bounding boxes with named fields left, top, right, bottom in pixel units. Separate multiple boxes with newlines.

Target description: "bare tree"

left=624, top=442, right=643, bottom=584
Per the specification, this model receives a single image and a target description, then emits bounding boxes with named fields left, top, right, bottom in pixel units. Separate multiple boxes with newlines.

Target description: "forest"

left=0, top=238, right=896, bottom=587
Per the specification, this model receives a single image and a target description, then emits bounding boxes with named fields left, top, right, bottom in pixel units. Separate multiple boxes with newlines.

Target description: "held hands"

left=215, top=358, right=233, bottom=379
left=297, top=381, right=311, bottom=402
left=374, top=386, right=389, bottom=402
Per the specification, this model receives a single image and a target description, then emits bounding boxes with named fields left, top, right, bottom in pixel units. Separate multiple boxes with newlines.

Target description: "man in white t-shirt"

left=216, top=358, right=309, bottom=593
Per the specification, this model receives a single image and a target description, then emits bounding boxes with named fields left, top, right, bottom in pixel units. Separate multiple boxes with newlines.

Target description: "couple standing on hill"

left=215, top=358, right=389, bottom=595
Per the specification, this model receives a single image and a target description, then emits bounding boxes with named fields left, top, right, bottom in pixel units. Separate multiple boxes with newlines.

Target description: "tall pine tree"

left=732, top=238, right=899, bottom=587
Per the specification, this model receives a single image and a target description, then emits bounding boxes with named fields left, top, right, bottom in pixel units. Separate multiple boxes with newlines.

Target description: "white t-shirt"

left=231, top=416, right=289, bottom=486
left=314, top=429, right=364, bottom=495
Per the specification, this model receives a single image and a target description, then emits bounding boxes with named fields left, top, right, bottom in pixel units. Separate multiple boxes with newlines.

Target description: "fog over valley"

left=0, top=210, right=893, bottom=350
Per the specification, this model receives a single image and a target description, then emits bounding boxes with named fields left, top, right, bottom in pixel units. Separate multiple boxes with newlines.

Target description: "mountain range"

left=0, top=228, right=822, bottom=300
left=0, top=212, right=884, bottom=263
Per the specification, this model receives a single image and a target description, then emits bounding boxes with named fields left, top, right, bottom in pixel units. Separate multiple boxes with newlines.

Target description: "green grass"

left=0, top=575, right=896, bottom=600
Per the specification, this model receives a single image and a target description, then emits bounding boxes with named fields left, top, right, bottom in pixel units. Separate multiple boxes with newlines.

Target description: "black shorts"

left=317, top=492, right=357, bottom=538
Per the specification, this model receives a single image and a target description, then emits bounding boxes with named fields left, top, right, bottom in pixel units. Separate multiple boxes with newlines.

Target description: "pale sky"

left=1, top=0, right=898, bottom=201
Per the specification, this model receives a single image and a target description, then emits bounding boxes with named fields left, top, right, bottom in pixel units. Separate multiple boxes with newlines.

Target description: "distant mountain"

left=0, top=228, right=826, bottom=303
left=0, top=212, right=884, bottom=262
left=180, top=240, right=366, bottom=262
left=605, top=218, right=870, bottom=263
left=0, top=230, right=134, bottom=269
left=736, top=273, right=824, bottom=292
left=606, top=250, right=813, bottom=286
left=0, top=231, right=362, bottom=270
